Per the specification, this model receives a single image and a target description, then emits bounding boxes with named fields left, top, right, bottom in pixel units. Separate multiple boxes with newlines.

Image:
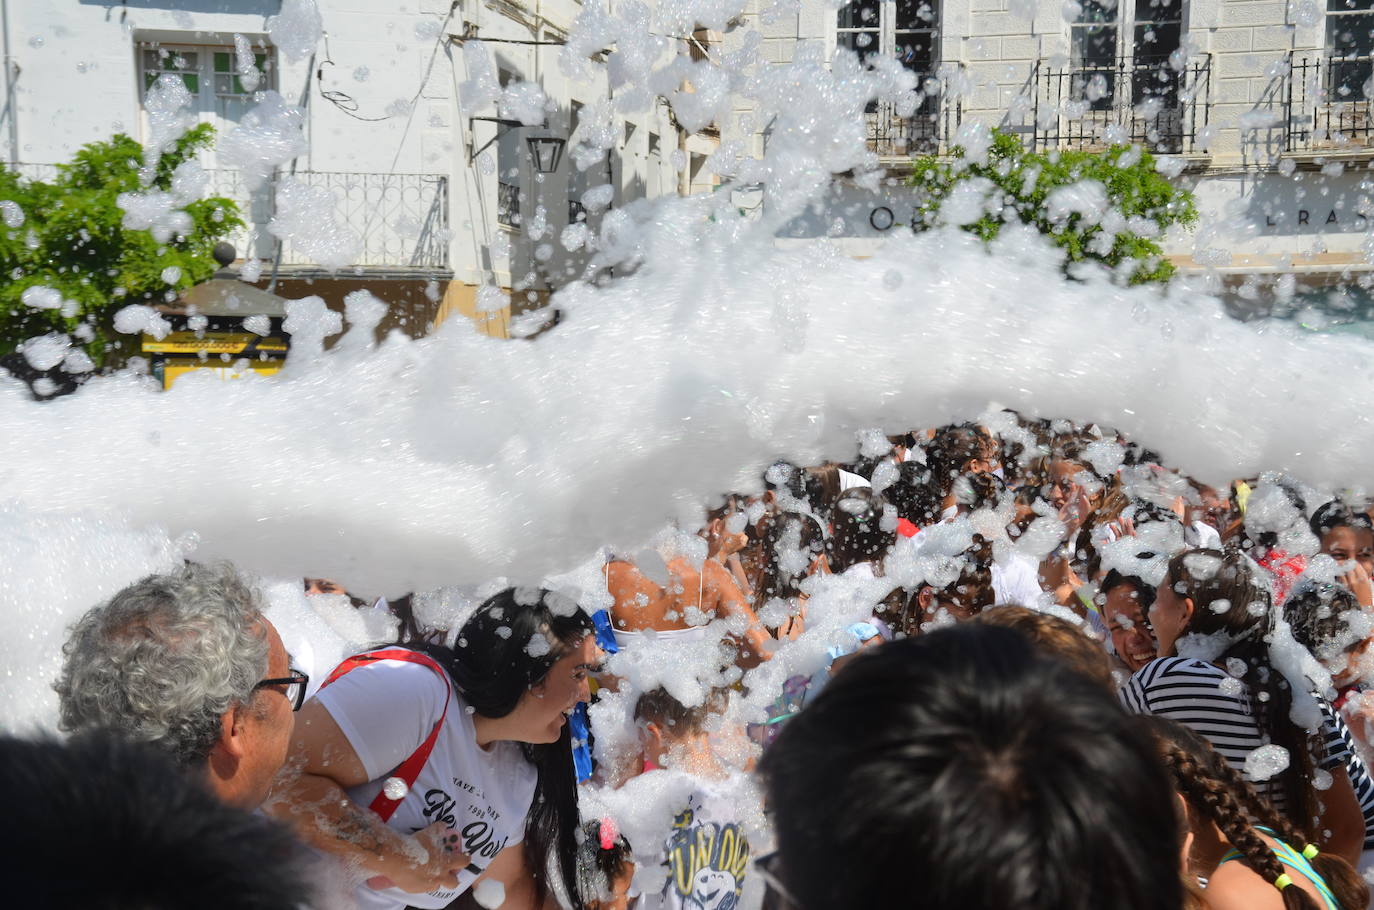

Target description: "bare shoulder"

left=1205, top=859, right=1302, bottom=910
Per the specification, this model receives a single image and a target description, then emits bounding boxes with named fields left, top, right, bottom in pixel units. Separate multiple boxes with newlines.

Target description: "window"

left=1068, top=0, right=1182, bottom=110
left=835, top=0, right=941, bottom=136
left=498, top=180, right=521, bottom=229
left=1328, top=0, right=1374, bottom=101
left=496, top=68, right=522, bottom=229
left=837, top=0, right=881, bottom=65
left=138, top=42, right=274, bottom=155
left=138, top=41, right=275, bottom=256
left=836, top=0, right=938, bottom=76
left=1132, top=0, right=1185, bottom=107
left=1070, top=1, right=1119, bottom=110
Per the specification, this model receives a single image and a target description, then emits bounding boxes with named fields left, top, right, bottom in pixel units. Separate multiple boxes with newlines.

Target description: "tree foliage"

left=908, top=128, right=1198, bottom=285
left=0, top=123, right=243, bottom=360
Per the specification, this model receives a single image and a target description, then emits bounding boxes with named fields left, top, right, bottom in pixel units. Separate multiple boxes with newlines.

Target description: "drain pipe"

left=1, top=0, right=18, bottom=165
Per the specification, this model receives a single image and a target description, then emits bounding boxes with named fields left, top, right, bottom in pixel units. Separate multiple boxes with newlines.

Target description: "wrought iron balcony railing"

left=865, top=64, right=966, bottom=158
left=1287, top=53, right=1374, bottom=152
left=12, top=164, right=451, bottom=271
left=1030, top=54, right=1212, bottom=155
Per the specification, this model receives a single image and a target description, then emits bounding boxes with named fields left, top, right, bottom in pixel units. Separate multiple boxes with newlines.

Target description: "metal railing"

left=1287, top=53, right=1374, bottom=151
left=865, top=64, right=965, bottom=158
left=1031, top=54, right=1212, bottom=154
left=12, top=163, right=451, bottom=270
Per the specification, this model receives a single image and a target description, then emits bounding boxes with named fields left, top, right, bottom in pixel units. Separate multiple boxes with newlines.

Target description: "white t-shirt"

left=314, top=655, right=538, bottom=910
left=905, top=516, right=1047, bottom=607
left=634, top=780, right=754, bottom=910
left=990, top=552, right=1047, bottom=608
left=837, top=469, right=871, bottom=491
left=1186, top=520, right=1223, bottom=550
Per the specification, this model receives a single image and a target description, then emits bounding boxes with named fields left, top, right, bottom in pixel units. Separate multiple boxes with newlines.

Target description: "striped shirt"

left=1120, top=657, right=1350, bottom=820
left=1329, top=707, right=1374, bottom=850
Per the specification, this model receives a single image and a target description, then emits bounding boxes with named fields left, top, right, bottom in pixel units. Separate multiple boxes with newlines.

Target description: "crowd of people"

left=12, top=412, right=1374, bottom=910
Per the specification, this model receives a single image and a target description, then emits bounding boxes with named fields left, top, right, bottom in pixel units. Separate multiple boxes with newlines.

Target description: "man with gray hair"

left=54, top=561, right=303, bottom=808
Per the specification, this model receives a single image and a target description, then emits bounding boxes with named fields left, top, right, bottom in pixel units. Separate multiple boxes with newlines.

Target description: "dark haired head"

left=826, top=487, right=894, bottom=573
left=757, top=511, right=826, bottom=604
left=927, top=424, right=995, bottom=497
left=432, top=587, right=594, bottom=719
left=575, top=817, right=632, bottom=909
left=951, top=469, right=1005, bottom=512
left=1247, top=478, right=1309, bottom=552
left=633, top=686, right=727, bottom=738
left=1311, top=500, right=1374, bottom=538
left=1164, top=548, right=1273, bottom=644
left=803, top=463, right=843, bottom=518
left=1101, top=569, right=1157, bottom=612
left=2, top=731, right=311, bottom=909
left=884, top=460, right=943, bottom=527
left=1284, top=581, right=1365, bottom=670
left=417, top=588, right=595, bottom=909
left=760, top=624, right=1183, bottom=910
left=919, top=543, right=996, bottom=628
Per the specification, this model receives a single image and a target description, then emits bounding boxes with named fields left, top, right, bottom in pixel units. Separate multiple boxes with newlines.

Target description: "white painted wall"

left=0, top=0, right=693, bottom=290
left=8, top=0, right=1369, bottom=282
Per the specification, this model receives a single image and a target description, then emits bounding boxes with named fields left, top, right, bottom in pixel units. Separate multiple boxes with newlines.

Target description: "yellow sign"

left=162, top=358, right=283, bottom=389
left=142, top=331, right=288, bottom=355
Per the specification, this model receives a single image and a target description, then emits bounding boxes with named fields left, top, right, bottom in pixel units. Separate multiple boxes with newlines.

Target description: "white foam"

left=217, top=91, right=308, bottom=191
left=267, top=178, right=361, bottom=270
left=267, top=0, right=323, bottom=65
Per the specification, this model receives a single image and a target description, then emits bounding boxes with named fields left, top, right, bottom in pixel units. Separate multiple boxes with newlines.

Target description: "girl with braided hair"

left=1139, top=715, right=1368, bottom=910
left=1121, top=547, right=1367, bottom=863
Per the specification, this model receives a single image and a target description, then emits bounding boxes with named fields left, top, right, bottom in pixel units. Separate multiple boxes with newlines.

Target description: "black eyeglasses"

left=253, top=668, right=310, bottom=711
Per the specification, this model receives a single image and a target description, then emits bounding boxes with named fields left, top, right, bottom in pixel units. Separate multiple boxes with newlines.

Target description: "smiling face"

left=1323, top=525, right=1374, bottom=577
left=1044, top=460, right=1083, bottom=509
left=1195, top=485, right=1231, bottom=530
left=514, top=635, right=601, bottom=744
left=1105, top=584, right=1157, bottom=673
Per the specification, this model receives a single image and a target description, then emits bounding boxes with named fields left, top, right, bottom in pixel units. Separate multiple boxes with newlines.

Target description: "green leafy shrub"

left=908, top=128, right=1198, bottom=284
left=0, top=123, right=243, bottom=362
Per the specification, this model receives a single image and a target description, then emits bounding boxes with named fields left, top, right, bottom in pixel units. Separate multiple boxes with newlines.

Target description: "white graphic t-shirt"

left=636, top=782, right=752, bottom=910
left=314, top=654, right=538, bottom=910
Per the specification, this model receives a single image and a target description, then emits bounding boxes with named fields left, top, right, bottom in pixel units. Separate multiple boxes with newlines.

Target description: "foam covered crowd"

left=13, top=411, right=1374, bottom=910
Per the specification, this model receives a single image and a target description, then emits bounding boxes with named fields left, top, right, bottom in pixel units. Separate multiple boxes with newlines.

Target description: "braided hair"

left=1139, top=715, right=1368, bottom=910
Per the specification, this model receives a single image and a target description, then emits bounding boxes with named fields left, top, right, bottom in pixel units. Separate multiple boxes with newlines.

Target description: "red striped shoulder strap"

left=321, top=648, right=452, bottom=823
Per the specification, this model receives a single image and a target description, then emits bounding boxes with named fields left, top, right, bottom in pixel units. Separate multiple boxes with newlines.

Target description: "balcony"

left=1286, top=53, right=1374, bottom=153
left=1030, top=54, right=1213, bottom=155
left=865, top=64, right=965, bottom=159
left=209, top=169, right=450, bottom=272
left=14, top=164, right=451, bottom=272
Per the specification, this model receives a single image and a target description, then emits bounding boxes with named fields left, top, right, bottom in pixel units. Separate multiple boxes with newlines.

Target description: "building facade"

left=4, top=0, right=1371, bottom=338
left=724, top=0, right=1374, bottom=309
left=0, top=0, right=709, bottom=339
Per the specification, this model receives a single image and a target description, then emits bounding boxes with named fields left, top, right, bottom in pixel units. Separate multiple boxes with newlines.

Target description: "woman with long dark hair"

left=755, top=510, right=826, bottom=638
left=1121, top=548, right=1366, bottom=863
left=266, top=588, right=599, bottom=910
